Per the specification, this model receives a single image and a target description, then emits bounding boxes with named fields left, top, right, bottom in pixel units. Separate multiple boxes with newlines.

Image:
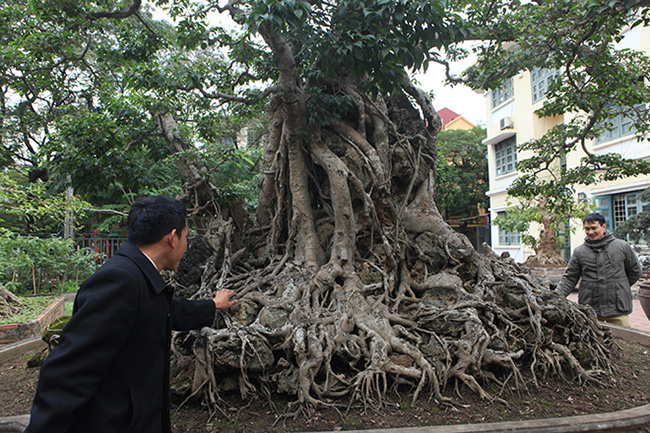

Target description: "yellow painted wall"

left=443, top=116, right=475, bottom=131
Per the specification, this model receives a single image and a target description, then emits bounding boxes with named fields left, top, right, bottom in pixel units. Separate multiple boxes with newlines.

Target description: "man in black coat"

left=25, top=196, right=237, bottom=433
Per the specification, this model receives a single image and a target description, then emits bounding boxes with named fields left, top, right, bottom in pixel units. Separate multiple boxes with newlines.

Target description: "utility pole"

left=63, top=176, right=74, bottom=240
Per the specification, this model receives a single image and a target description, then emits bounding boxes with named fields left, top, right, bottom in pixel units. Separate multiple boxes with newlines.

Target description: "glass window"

left=531, top=67, right=559, bottom=104
left=491, top=79, right=513, bottom=108
left=613, top=194, right=626, bottom=228
left=594, top=196, right=613, bottom=228
left=595, top=104, right=644, bottom=145
left=497, top=211, right=520, bottom=246
left=613, top=191, right=649, bottom=229
left=495, top=136, right=517, bottom=176
left=597, top=191, right=649, bottom=244
left=607, top=190, right=649, bottom=244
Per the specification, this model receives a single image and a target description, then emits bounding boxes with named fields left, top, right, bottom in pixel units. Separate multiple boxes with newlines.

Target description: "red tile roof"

left=437, top=107, right=460, bottom=126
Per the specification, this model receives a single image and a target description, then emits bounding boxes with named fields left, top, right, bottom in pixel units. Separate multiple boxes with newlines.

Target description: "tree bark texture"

left=166, top=29, right=617, bottom=417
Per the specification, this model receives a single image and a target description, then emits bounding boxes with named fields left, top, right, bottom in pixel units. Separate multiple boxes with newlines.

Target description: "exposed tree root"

left=0, top=285, right=23, bottom=317
left=172, top=251, right=617, bottom=418
left=167, top=72, right=618, bottom=421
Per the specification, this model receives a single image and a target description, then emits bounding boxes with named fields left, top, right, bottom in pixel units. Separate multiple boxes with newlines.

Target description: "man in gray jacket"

left=557, top=213, right=641, bottom=326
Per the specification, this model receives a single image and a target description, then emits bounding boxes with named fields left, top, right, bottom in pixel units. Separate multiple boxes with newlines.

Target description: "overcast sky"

left=413, top=55, right=487, bottom=127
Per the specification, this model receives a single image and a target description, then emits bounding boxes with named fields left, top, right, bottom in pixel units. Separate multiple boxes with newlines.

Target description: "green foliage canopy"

left=0, top=170, right=91, bottom=234
left=3, top=0, right=650, bottom=243
left=1, top=0, right=264, bottom=213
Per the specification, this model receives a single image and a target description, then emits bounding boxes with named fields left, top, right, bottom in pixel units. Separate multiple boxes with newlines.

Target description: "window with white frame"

left=494, top=136, right=517, bottom=176
left=594, top=190, right=650, bottom=244
left=595, top=104, right=644, bottom=145
left=497, top=211, right=520, bottom=245
left=531, top=67, right=559, bottom=104
left=491, top=78, right=513, bottom=108
left=613, top=191, right=650, bottom=228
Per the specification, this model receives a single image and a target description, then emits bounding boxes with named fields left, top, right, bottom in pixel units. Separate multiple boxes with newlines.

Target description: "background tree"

left=0, top=0, right=183, bottom=221
left=0, top=231, right=97, bottom=295
left=0, top=170, right=98, bottom=295
left=495, top=195, right=593, bottom=267
left=3, top=0, right=647, bottom=419
left=0, top=0, right=264, bottom=231
left=464, top=0, right=650, bottom=264
left=0, top=169, right=91, bottom=235
left=436, top=126, right=488, bottom=219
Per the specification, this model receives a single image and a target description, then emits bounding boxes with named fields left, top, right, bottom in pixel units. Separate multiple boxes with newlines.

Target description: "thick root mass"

left=171, top=248, right=616, bottom=414
left=0, top=285, right=23, bottom=318
left=168, top=75, right=617, bottom=418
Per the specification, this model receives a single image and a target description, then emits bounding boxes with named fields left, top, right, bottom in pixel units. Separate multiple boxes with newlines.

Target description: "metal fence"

left=74, top=236, right=127, bottom=264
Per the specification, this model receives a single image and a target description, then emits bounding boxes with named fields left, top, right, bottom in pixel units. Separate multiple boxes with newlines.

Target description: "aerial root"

left=550, top=342, right=605, bottom=385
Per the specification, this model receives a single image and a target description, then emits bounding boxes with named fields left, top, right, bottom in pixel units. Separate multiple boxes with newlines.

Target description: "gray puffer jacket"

left=557, top=232, right=641, bottom=317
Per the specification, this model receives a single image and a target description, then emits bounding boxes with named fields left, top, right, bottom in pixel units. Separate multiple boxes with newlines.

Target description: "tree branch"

left=428, top=56, right=467, bottom=86
left=87, top=0, right=142, bottom=20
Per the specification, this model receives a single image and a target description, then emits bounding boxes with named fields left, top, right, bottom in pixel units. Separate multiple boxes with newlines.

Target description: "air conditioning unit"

left=499, top=117, right=513, bottom=130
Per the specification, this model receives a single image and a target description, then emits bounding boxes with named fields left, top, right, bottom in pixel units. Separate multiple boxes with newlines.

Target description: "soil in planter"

left=1, top=338, right=649, bottom=432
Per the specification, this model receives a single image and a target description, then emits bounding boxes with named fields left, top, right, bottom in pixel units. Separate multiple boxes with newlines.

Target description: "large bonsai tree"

left=3, top=0, right=649, bottom=416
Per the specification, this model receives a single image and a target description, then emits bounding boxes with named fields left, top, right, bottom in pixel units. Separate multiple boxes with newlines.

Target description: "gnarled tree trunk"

left=0, top=285, right=23, bottom=318
left=525, top=196, right=568, bottom=268
left=166, top=24, right=616, bottom=420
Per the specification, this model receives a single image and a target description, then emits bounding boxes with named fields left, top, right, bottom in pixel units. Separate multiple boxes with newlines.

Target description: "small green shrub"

left=0, top=231, right=97, bottom=295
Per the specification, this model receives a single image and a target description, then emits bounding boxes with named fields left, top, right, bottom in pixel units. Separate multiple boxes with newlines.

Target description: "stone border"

left=0, top=297, right=65, bottom=344
left=306, top=404, right=650, bottom=433
left=0, top=416, right=29, bottom=433
left=0, top=337, right=45, bottom=364
left=605, top=321, right=650, bottom=346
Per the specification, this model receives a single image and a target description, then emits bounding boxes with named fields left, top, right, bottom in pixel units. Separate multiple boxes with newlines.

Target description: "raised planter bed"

left=0, top=297, right=65, bottom=344
left=1, top=321, right=649, bottom=433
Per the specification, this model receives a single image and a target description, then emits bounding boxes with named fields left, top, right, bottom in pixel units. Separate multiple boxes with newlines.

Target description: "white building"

left=484, top=24, right=650, bottom=262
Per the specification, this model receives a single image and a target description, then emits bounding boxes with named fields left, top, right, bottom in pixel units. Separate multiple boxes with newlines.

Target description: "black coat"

left=25, top=242, right=216, bottom=433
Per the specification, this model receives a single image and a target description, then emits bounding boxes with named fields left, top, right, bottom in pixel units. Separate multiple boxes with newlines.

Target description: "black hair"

left=127, top=196, right=187, bottom=246
left=583, top=212, right=606, bottom=226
